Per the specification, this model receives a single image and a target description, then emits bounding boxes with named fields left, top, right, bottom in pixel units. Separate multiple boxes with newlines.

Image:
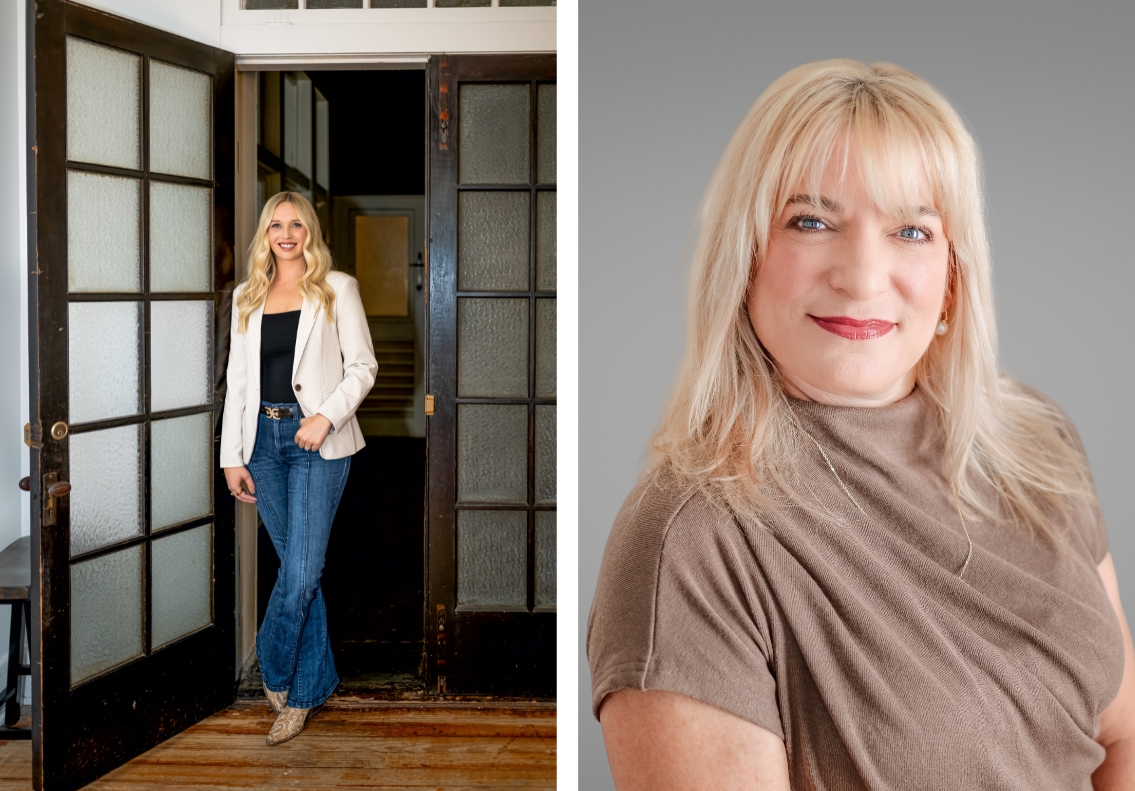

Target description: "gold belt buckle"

left=267, top=407, right=280, bottom=419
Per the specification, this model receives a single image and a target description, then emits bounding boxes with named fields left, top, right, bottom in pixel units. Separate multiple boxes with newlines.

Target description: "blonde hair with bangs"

left=236, top=192, right=336, bottom=333
left=650, top=59, right=1094, bottom=544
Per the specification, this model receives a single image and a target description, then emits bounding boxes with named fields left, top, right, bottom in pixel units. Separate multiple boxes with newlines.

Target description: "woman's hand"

left=223, top=467, right=257, bottom=504
left=295, top=414, right=333, bottom=452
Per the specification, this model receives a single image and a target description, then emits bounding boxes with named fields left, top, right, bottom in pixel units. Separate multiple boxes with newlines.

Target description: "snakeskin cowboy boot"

left=263, top=683, right=289, bottom=716
left=266, top=705, right=313, bottom=746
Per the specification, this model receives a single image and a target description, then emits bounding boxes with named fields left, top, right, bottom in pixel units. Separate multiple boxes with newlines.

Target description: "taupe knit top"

left=588, top=387, right=1124, bottom=790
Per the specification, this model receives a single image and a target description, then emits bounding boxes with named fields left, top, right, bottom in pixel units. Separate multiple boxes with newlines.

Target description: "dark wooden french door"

left=426, top=55, right=556, bottom=696
left=27, top=2, right=236, bottom=788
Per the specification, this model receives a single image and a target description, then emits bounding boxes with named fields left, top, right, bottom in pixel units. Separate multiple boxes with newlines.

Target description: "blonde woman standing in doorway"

left=221, top=192, right=378, bottom=745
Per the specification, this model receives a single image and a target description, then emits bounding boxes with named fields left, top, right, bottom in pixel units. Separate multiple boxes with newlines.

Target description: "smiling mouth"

left=278, top=242, right=297, bottom=251
left=808, top=315, right=896, bottom=340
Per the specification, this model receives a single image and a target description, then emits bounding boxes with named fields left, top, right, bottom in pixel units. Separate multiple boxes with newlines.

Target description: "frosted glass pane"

left=67, top=171, right=141, bottom=294
left=458, top=405, right=527, bottom=503
left=459, top=84, right=529, bottom=184
left=537, top=84, right=556, bottom=184
left=66, top=38, right=140, bottom=170
left=69, top=424, right=144, bottom=557
left=68, top=302, right=141, bottom=424
left=438, top=0, right=491, bottom=9
left=152, top=413, right=213, bottom=531
left=535, top=299, right=556, bottom=398
left=151, top=301, right=213, bottom=412
left=150, top=60, right=212, bottom=180
left=457, top=510, right=526, bottom=607
left=71, top=546, right=143, bottom=685
left=244, top=0, right=297, bottom=7
left=458, top=192, right=529, bottom=291
left=152, top=524, right=213, bottom=648
left=535, top=511, right=555, bottom=608
left=372, top=0, right=426, bottom=5
left=150, top=182, right=211, bottom=292
left=458, top=298, right=528, bottom=397
left=535, top=405, right=556, bottom=504
left=308, top=0, right=362, bottom=5
left=536, top=191, right=556, bottom=292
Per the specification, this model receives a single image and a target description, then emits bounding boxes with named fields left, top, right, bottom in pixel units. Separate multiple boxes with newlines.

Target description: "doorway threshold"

left=236, top=656, right=427, bottom=703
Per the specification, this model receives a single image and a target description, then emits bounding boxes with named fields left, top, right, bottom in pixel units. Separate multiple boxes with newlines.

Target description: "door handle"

left=18, top=478, right=70, bottom=498
left=43, top=472, right=70, bottom=527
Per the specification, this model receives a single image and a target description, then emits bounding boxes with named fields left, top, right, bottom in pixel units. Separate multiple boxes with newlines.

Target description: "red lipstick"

left=808, top=315, right=895, bottom=340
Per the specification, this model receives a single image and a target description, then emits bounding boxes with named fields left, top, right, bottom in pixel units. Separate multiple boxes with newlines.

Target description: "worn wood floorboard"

left=0, top=701, right=556, bottom=790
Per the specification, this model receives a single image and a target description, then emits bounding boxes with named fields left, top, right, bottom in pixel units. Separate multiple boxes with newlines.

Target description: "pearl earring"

left=935, top=308, right=949, bottom=336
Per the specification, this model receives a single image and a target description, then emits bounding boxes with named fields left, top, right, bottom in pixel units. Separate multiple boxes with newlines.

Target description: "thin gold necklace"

left=783, top=398, right=974, bottom=580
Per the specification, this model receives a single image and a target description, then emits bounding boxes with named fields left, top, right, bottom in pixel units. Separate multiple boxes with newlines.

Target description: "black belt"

left=260, top=405, right=297, bottom=419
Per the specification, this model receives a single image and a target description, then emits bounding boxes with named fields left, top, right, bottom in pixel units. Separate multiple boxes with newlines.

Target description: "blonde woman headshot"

left=587, top=61, right=1135, bottom=789
left=220, top=192, right=377, bottom=745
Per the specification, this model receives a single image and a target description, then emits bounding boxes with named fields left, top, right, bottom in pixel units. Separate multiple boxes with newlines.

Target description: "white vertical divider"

left=556, top=0, right=577, bottom=787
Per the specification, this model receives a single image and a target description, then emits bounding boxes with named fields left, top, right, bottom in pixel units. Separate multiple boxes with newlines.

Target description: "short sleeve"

left=586, top=478, right=785, bottom=738
left=1018, top=384, right=1109, bottom=564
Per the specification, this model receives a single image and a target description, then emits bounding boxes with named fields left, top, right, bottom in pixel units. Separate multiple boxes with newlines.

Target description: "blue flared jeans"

left=247, top=401, right=350, bottom=709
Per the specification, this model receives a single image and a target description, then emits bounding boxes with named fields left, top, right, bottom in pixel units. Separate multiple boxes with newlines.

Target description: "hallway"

left=0, top=701, right=556, bottom=790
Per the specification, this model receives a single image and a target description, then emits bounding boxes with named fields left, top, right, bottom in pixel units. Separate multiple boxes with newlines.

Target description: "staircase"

left=359, top=340, right=416, bottom=417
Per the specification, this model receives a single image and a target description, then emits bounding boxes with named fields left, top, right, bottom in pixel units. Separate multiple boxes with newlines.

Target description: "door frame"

left=27, top=2, right=236, bottom=787
left=233, top=63, right=437, bottom=684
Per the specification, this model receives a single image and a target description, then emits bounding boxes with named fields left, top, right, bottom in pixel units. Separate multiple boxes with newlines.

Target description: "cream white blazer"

left=220, top=271, right=378, bottom=466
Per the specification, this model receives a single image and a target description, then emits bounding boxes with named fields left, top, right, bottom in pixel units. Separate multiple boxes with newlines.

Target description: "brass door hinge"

left=425, top=394, right=435, bottom=416
left=436, top=603, right=446, bottom=695
left=23, top=423, right=42, bottom=449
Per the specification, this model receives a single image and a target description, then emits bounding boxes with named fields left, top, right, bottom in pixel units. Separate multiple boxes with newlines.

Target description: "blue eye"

left=798, top=217, right=826, bottom=231
left=898, top=226, right=927, bottom=241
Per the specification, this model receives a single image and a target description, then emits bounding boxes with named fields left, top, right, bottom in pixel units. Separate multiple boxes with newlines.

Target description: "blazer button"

left=294, top=383, right=302, bottom=391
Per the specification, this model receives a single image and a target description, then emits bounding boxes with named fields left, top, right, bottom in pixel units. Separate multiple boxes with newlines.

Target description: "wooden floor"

left=0, top=700, right=556, bottom=790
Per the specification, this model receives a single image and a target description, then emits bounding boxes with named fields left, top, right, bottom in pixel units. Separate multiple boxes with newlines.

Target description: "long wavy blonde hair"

left=236, top=192, right=336, bottom=333
left=650, top=59, right=1095, bottom=545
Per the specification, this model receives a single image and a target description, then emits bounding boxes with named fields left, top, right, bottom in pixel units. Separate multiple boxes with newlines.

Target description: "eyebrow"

left=785, top=194, right=843, bottom=213
left=784, top=193, right=940, bottom=218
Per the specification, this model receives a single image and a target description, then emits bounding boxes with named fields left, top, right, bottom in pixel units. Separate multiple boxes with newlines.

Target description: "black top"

left=260, top=310, right=301, bottom=404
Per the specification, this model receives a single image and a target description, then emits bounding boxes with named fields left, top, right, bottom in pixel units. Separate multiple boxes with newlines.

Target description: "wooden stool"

left=0, top=536, right=30, bottom=739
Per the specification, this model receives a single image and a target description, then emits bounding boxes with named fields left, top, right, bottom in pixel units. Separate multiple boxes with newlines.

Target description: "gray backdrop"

left=579, top=0, right=1135, bottom=786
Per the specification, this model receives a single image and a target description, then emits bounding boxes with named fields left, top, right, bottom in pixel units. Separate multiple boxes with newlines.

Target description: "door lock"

left=42, top=472, right=72, bottom=527
left=50, top=421, right=68, bottom=440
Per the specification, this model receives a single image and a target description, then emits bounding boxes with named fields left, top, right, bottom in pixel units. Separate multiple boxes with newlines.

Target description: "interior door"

left=427, top=55, right=556, bottom=695
left=27, top=2, right=236, bottom=788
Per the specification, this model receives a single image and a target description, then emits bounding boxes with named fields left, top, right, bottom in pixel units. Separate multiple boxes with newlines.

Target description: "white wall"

left=69, top=0, right=554, bottom=58
left=72, top=0, right=222, bottom=47
left=1, top=0, right=30, bottom=696
left=220, top=3, right=555, bottom=59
